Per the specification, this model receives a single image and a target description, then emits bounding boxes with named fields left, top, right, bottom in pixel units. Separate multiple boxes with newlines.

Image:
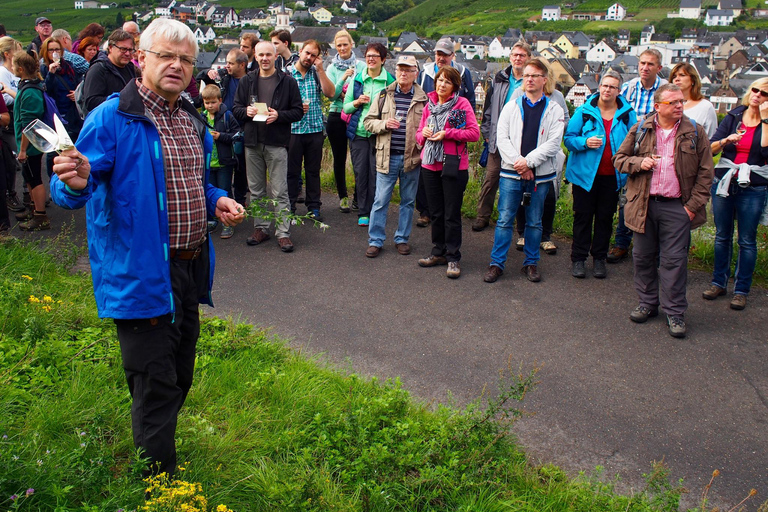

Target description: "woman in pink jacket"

left=416, top=66, right=479, bottom=279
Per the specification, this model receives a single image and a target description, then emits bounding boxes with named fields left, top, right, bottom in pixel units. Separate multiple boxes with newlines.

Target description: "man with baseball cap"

left=28, top=17, right=52, bottom=52
left=362, top=55, right=428, bottom=257
left=413, top=38, right=476, bottom=227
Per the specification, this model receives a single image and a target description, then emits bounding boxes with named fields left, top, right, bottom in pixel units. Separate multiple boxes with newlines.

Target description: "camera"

left=521, top=192, right=531, bottom=207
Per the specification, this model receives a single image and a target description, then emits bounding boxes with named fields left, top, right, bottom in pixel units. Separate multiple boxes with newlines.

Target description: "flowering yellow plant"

left=141, top=469, right=233, bottom=512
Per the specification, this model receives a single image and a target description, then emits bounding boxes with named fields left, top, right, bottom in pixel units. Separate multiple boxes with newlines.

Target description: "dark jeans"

left=326, top=113, right=349, bottom=199
left=614, top=205, right=634, bottom=249
left=517, top=181, right=556, bottom=241
left=421, top=167, right=469, bottom=262
left=233, top=152, right=248, bottom=205
left=350, top=136, right=376, bottom=217
left=475, top=150, right=501, bottom=222
left=415, top=169, right=430, bottom=217
left=288, top=131, right=324, bottom=211
left=114, top=256, right=205, bottom=477
left=210, top=165, right=233, bottom=199
left=571, top=174, right=619, bottom=262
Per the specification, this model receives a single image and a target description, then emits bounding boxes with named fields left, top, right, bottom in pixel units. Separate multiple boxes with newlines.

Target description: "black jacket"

left=232, top=69, right=303, bottom=148
left=82, top=54, right=136, bottom=115
left=206, top=103, right=240, bottom=167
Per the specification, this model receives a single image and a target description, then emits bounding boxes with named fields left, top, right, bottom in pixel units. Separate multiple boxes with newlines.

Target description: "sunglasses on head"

left=752, top=87, right=768, bottom=99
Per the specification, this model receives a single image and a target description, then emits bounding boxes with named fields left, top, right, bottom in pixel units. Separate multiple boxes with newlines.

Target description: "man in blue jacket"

left=51, top=18, right=244, bottom=477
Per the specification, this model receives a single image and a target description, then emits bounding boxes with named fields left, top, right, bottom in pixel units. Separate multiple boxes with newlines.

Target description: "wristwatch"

left=761, top=118, right=768, bottom=125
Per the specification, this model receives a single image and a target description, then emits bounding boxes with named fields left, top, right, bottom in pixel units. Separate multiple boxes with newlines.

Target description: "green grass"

left=5, top=226, right=748, bottom=511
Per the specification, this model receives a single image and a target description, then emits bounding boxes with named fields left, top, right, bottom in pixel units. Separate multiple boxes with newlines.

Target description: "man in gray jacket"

left=472, top=41, right=531, bottom=232
left=363, top=56, right=427, bottom=257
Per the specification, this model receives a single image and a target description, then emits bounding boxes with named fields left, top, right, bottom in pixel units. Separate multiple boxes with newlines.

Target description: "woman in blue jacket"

left=564, top=70, right=637, bottom=279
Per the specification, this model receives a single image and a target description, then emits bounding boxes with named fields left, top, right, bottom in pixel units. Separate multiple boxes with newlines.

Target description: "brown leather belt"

left=170, top=246, right=202, bottom=260
left=649, top=195, right=679, bottom=202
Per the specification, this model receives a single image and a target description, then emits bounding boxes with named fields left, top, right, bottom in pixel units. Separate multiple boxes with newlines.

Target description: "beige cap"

left=396, top=55, right=419, bottom=69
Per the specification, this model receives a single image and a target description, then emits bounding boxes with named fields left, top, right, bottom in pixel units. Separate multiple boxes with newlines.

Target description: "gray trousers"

left=245, top=143, right=290, bottom=238
left=475, top=150, right=501, bottom=223
left=632, top=199, right=691, bottom=317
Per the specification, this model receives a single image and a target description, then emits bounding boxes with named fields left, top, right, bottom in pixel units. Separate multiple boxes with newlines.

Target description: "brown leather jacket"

left=613, top=114, right=714, bottom=233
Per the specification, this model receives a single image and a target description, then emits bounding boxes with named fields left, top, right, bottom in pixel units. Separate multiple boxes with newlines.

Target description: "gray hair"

left=640, top=48, right=662, bottom=66
left=511, top=40, right=531, bottom=57
left=600, top=70, right=623, bottom=87
left=653, top=83, right=681, bottom=103
left=123, top=21, right=140, bottom=34
left=139, top=18, right=198, bottom=58
left=51, top=29, right=71, bottom=41
left=227, top=48, right=248, bottom=66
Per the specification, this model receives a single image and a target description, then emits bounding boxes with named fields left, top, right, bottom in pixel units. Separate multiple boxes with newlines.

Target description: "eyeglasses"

left=510, top=53, right=528, bottom=59
left=396, top=68, right=417, bottom=74
left=365, top=54, right=382, bottom=59
left=658, top=99, right=686, bottom=106
left=751, top=87, right=768, bottom=99
left=522, top=74, right=545, bottom=79
left=600, top=84, right=619, bottom=90
left=112, top=44, right=135, bottom=54
left=144, top=49, right=195, bottom=67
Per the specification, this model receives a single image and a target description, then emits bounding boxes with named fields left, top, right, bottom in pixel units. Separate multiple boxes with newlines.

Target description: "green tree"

left=116, top=11, right=125, bottom=28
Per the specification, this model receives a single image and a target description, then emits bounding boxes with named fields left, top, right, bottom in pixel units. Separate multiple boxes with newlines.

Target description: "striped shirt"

left=649, top=119, right=681, bottom=198
left=390, top=85, right=413, bottom=152
left=137, top=80, right=207, bottom=250
left=289, top=65, right=324, bottom=135
left=621, top=76, right=666, bottom=118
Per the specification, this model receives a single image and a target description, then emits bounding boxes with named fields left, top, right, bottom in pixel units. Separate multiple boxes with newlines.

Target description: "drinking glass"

left=23, top=119, right=60, bottom=154
left=736, top=122, right=746, bottom=136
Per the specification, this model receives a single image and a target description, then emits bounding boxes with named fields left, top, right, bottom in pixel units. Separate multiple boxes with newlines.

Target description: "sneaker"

left=278, top=237, right=294, bottom=253
left=702, top=285, right=726, bottom=300
left=220, top=226, right=234, bottom=239
left=607, top=246, right=629, bottom=263
left=521, top=264, right=540, bottom=282
left=339, top=197, right=351, bottom=213
left=15, top=207, right=33, bottom=221
left=365, top=245, right=381, bottom=258
left=667, top=315, right=687, bottom=338
left=446, top=261, right=461, bottom=279
left=308, top=209, right=323, bottom=222
left=730, top=294, right=747, bottom=310
left=515, top=237, right=524, bottom=251
left=471, top=218, right=489, bottom=232
left=207, top=220, right=219, bottom=232
left=483, top=265, right=503, bottom=283
left=351, top=199, right=359, bottom=211
left=571, top=260, right=586, bottom=278
left=418, top=255, right=447, bottom=267
left=629, top=305, right=658, bottom=323
left=246, top=228, right=270, bottom=246
left=540, top=240, right=557, bottom=255
left=593, top=259, right=607, bottom=279
left=19, top=213, right=51, bottom=231
left=358, top=216, right=369, bottom=226
left=6, top=193, right=25, bottom=212
left=416, top=215, right=430, bottom=228
left=396, top=243, right=411, bottom=255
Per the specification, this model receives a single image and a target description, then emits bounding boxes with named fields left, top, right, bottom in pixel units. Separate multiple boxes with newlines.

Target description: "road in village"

left=25, top=195, right=768, bottom=509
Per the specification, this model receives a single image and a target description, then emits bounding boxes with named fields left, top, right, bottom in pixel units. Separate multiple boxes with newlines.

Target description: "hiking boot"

left=483, top=265, right=503, bottom=283
left=607, top=246, right=628, bottom=263
left=308, top=209, right=323, bottom=222
left=521, top=264, right=540, bottom=282
left=540, top=240, right=557, bottom=255
left=593, top=259, right=607, bottom=279
left=515, top=237, right=524, bottom=251
left=667, top=315, right=687, bottom=338
left=446, top=261, right=461, bottom=279
left=571, top=260, right=586, bottom=278
left=365, top=245, right=381, bottom=258
left=730, top=294, right=747, bottom=310
left=416, top=214, right=430, bottom=228
left=396, top=243, right=411, bottom=255
left=471, top=218, right=489, bottom=232
left=339, top=197, right=351, bottom=213
left=246, top=228, right=270, bottom=246
left=6, top=193, right=25, bottom=212
left=22, top=191, right=31, bottom=207
left=418, top=255, right=447, bottom=267
left=277, top=237, right=294, bottom=253
left=15, top=207, right=33, bottom=221
left=702, top=285, right=726, bottom=300
left=629, top=305, right=658, bottom=323
left=19, top=213, right=51, bottom=231
left=220, top=226, right=234, bottom=239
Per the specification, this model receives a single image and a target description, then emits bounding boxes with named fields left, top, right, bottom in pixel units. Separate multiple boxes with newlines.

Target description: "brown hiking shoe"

left=15, top=207, right=33, bottom=221
left=418, top=255, right=447, bottom=267
left=19, top=213, right=51, bottom=231
left=365, top=245, right=381, bottom=258
left=702, top=285, right=726, bottom=300
left=483, top=265, right=503, bottom=283
left=521, top=264, right=541, bottom=282
left=471, top=218, right=489, bottom=232
left=396, top=243, right=411, bottom=255
left=606, top=246, right=628, bottom=263
left=730, top=294, right=747, bottom=310
left=277, top=237, right=294, bottom=253
left=416, top=215, right=430, bottom=228
left=246, top=228, right=270, bottom=246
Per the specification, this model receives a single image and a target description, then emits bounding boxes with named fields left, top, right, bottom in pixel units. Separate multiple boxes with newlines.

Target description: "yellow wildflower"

left=42, top=306, right=52, bottom=313
left=43, top=295, right=53, bottom=303
left=21, top=275, right=32, bottom=280
left=28, top=295, right=40, bottom=303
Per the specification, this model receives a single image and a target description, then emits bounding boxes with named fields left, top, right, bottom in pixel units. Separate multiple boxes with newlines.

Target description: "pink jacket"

left=416, top=91, right=480, bottom=171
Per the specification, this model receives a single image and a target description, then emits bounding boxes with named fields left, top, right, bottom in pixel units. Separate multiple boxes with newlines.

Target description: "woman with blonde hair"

left=670, top=62, right=717, bottom=137
left=704, top=77, right=768, bottom=310
left=326, top=29, right=356, bottom=213
left=0, top=37, right=23, bottom=212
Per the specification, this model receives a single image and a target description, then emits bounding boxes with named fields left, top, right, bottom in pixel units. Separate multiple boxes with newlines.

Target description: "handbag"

left=442, top=153, right=460, bottom=180
left=479, top=140, right=489, bottom=168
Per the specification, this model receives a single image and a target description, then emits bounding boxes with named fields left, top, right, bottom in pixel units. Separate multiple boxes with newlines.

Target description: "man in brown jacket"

left=613, top=83, right=714, bottom=338
left=363, top=55, right=427, bottom=257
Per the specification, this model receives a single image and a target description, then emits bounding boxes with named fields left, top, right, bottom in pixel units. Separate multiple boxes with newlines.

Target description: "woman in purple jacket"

left=415, top=66, right=479, bottom=279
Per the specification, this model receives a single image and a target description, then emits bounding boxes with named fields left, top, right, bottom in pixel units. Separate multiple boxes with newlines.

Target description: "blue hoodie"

left=50, top=81, right=227, bottom=320
left=564, top=92, right=637, bottom=192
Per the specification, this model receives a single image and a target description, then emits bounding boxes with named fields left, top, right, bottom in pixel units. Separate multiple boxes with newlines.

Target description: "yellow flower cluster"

left=141, top=470, right=233, bottom=512
left=27, top=294, right=61, bottom=313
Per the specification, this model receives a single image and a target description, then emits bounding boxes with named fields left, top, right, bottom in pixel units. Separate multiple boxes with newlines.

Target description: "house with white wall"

left=542, top=5, right=561, bottom=20
left=605, top=3, right=626, bottom=21
left=705, top=9, right=734, bottom=26
left=586, top=39, right=617, bottom=64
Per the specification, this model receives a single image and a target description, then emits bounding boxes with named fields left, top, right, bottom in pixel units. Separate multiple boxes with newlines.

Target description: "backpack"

left=632, top=114, right=697, bottom=155
left=74, top=81, right=87, bottom=120
left=341, top=88, right=386, bottom=124
left=18, top=81, right=65, bottom=128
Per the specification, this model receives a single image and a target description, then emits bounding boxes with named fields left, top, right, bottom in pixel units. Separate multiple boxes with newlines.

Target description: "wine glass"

left=23, top=119, right=60, bottom=154
left=394, top=110, right=405, bottom=123
left=736, top=122, right=746, bottom=136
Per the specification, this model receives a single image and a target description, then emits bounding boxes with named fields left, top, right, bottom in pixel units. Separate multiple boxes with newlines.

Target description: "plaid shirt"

left=289, top=65, right=324, bottom=135
left=137, top=80, right=207, bottom=250
left=621, top=76, right=666, bottom=118
left=650, top=118, right=682, bottom=198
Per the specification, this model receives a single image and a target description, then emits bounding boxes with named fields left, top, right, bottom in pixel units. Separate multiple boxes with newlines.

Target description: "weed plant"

left=1, top=239, right=765, bottom=511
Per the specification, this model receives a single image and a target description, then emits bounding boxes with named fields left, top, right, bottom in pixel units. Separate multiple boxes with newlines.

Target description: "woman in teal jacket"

left=564, top=71, right=637, bottom=279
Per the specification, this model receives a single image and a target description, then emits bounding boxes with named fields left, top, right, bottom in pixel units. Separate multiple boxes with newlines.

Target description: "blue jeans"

left=368, top=154, right=419, bottom=247
left=711, top=181, right=767, bottom=296
left=490, top=178, right=551, bottom=269
left=210, top=165, right=233, bottom=198
left=614, top=205, right=634, bottom=249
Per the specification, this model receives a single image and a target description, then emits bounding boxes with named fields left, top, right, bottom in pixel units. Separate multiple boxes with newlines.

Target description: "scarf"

left=332, top=53, right=357, bottom=71
left=422, top=94, right=460, bottom=166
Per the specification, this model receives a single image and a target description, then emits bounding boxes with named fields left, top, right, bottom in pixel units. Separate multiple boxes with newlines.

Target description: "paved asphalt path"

left=19, top=193, right=767, bottom=509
